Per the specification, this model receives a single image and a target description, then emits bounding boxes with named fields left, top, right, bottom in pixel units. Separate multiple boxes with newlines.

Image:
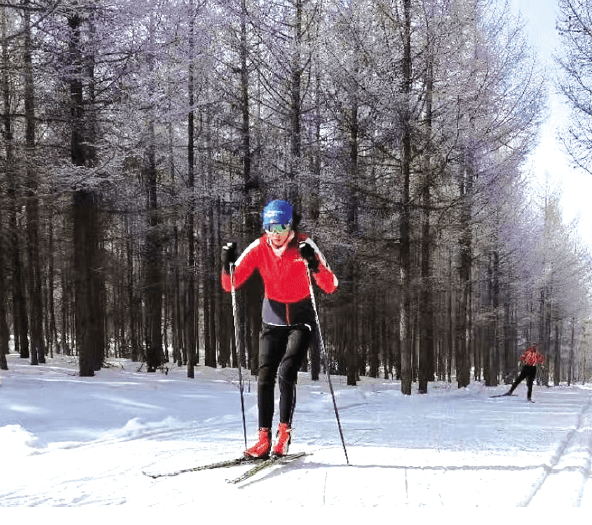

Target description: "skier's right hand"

left=222, top=242, right=237, bottom=273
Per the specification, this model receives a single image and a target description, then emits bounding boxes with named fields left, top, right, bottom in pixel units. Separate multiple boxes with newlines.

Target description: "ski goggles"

left=265, top=223, right=292, bottom=234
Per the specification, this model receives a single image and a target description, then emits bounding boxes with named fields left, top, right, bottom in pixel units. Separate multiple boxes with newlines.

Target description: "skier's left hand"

left=299, top=242, right=319, bottom=272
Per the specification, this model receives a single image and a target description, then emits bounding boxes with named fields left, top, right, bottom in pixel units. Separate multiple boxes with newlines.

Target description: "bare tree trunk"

left=399, top=0, right=413, bottom=395
left=204, top=205, right=217, bottom=368
left=142, top=12, right=164, bottom=373
left=493, top=251, right=501, bottom=384
left=554, top=322, right=561, bottom=386
left=73, top=191, right=99, bottom=375
left=503, top=300, right=515, bottom=383
left=568, top=318, right=575, bottom=386
left=0, top=192, right=7, bottom=368
left=47, top=207, right=59, bottom=357
left=144, top=119, right=163, bottom=372
left=240, top=0, right=256, bottom=220
left=186, top=0, right=197, bottom=378
left=418, top=55, right=435, bottom=394
left=310, top=47, right=322, bottom=222
left=484, top=250, right=500, bottom=386
left=0, top=187, right=7, bottom=368
left=7, top=144, right=28, bottom=359
left=68, top=13, right=104, bottom=376
left=0, top=6, right=12, bottom=368
left=23, top=0, right=45, bottom=365
left=339, top=68, right=361, bottom=386
left=288, top=0, right=303, bottom=203
left=456, top=153, right=473, bottom=389
left=126, top=216, right=140, bottom=362
left=5, top=3, right=29, bottom=361
left=538, top=286, right=551, bottom=386
left=238, top=0, right=264, bottom=375
left=171, top=225, right=183, bottom=366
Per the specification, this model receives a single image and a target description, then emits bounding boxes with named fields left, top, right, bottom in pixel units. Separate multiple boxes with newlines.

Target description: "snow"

left=1, top=353, right=591, bottom=516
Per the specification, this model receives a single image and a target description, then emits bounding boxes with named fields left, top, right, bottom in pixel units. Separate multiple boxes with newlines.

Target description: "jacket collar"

left=267, top=230, right=296, bottom=258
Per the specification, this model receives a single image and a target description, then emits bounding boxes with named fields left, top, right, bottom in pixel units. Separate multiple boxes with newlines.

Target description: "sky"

left=512, top=0, right=592, bottom=246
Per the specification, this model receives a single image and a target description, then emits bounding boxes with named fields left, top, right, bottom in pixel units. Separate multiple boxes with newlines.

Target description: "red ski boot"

left=244, top=428, right=272, bottom=459
left=272, top=423, right=292, bottom=457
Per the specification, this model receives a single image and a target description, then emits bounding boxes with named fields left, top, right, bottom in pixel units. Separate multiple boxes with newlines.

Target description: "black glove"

left=222, top=242, right=237, bottom=273
left=299, top=241, right=319, bottom=272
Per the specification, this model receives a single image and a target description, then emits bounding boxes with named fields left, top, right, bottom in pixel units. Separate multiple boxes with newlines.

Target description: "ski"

left=490, top=393, right=515, bottom=398
left=143, top=455, right=262, bottom=479
left=226, top=452, right=310, bottom=485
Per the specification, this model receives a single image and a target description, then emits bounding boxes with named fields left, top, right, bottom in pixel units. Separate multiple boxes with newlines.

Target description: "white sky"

left=512, top=0, right=592, bottom=247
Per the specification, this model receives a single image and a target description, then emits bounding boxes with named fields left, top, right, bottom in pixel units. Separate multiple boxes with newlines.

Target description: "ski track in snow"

left=2, top=355, right=592, bottom=508
left=520, top=395, right=592, bottom=506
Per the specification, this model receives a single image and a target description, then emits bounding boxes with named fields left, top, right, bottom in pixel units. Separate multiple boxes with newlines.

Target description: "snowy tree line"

left=0, top=0, right=591, bottom=392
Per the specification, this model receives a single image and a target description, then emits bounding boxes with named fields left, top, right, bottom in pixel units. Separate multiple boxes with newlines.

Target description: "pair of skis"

left=144, top=452, right=309, bottom=484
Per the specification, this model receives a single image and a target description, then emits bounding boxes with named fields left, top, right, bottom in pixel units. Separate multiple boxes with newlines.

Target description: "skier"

left=502, top=344, right=545, bottom=402
left=220, top=199, right=338, bottom=458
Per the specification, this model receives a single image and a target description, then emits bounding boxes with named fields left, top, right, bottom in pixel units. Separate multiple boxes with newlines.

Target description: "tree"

left=64, top=6, right=106, bottom=376
left=185, top=0, right=199, bottom=378
left=2, top=3, right=29, bottom=361
left=0, top=4, right=12, bottom=369
left=556, top=0, right=592, bottom=174
left=23, top=0, right=45, bottom=365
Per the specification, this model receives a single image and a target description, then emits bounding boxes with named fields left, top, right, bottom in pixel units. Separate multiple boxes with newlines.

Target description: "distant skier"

left=502, top=344, right=545, bottom=402
left=220, top=199, right=338, bottom=458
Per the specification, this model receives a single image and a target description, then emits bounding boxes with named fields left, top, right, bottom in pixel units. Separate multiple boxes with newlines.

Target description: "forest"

left=0, top=0, right=591, bottom=394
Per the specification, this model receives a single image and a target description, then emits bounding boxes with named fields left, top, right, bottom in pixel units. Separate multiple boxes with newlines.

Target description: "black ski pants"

left=257, top=323, right=312, bottom=429
left=508, top=365, right=537, bottom=399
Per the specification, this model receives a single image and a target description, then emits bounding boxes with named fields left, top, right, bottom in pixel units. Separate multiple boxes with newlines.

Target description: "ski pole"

left=305, top=265, right=350, bottom=465
left=230, top=263, right=248, bottom=449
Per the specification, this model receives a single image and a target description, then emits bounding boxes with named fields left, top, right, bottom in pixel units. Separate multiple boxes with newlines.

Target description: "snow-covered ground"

left=1, top=352, right=591, bottom=512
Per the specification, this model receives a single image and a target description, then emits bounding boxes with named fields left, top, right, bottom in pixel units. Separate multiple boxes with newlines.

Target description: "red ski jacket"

left=221, top=233, right=338, bottom=326
left=520, top=348, right=545, bottom=366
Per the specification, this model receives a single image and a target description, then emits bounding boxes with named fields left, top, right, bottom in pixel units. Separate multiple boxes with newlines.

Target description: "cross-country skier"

left=502, top=344, right=545, bottom=402
left=220, top=199, right=338, bottom=458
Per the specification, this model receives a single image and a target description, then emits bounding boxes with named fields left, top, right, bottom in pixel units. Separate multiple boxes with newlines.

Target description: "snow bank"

left=0, top=424, right=40, bottom=457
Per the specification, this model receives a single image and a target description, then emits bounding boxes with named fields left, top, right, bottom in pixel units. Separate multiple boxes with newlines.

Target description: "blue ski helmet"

left=262, top=200, right=293, bottom=229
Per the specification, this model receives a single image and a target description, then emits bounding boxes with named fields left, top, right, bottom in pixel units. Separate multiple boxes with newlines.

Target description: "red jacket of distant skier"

left=520, top=347, right=545, bottom=366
